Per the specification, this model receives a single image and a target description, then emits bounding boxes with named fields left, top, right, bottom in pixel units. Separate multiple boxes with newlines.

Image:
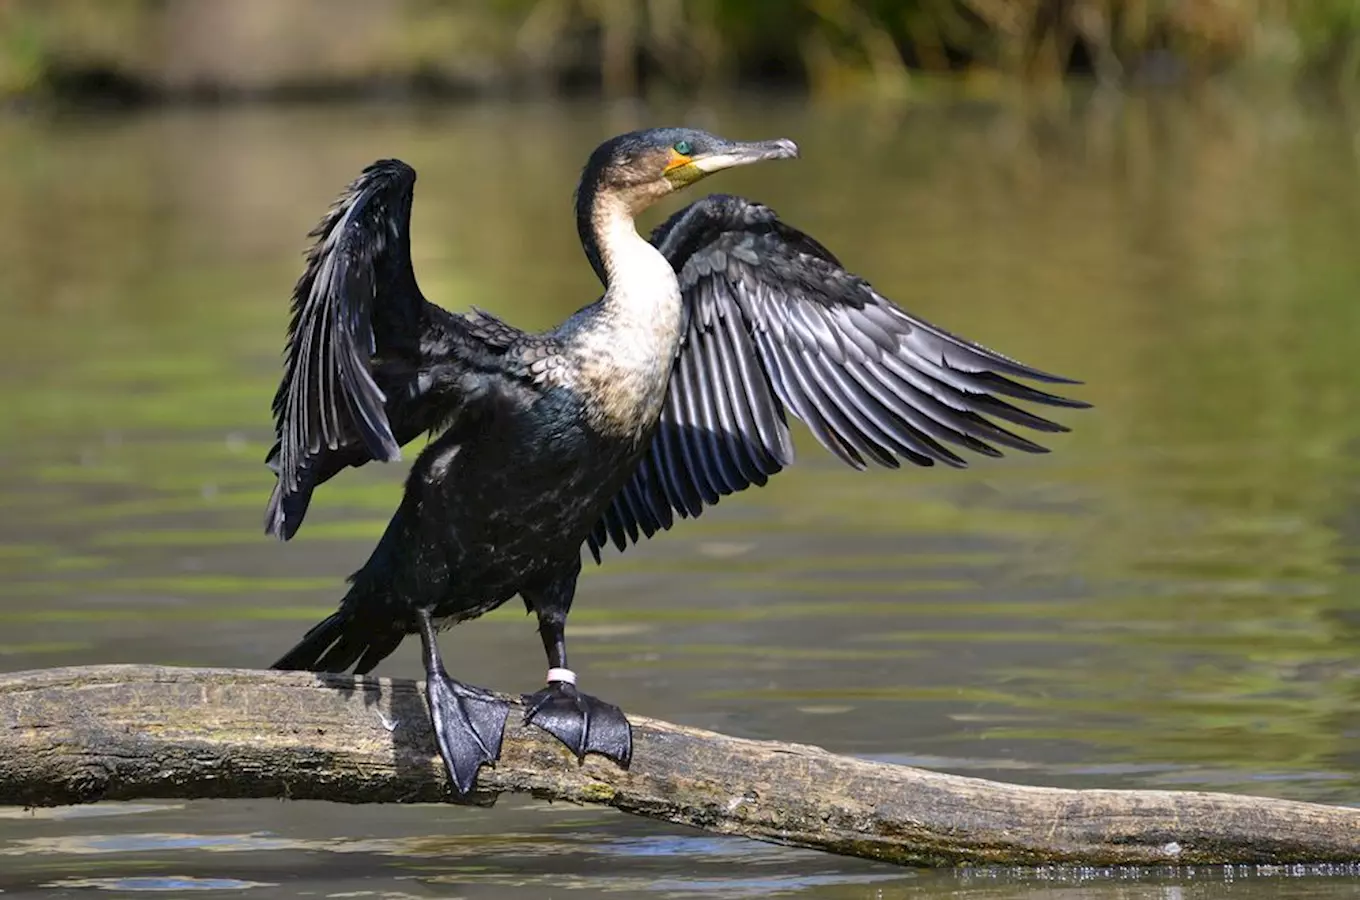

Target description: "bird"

left=265, top=127, right=1088, bottom=798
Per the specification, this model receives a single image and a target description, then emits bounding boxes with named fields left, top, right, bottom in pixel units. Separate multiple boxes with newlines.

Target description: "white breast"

left=574, top=222, right=685, bottom=441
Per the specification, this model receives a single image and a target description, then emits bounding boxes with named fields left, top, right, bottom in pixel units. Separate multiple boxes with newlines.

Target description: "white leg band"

left=546, top=667, right=577, bottom=686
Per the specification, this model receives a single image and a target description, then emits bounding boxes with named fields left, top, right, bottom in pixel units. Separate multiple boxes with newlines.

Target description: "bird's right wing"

left=266, top=159, right=519, bottom=540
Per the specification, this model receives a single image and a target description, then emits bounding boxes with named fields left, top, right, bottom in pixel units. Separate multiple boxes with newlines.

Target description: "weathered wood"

left=0, top=665, right=1355, bottom=867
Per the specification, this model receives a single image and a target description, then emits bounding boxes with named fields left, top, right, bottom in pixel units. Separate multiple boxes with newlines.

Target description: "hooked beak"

left=665, top=138, right=799, bottom=186
left=691, top=138, right=800, bottom=173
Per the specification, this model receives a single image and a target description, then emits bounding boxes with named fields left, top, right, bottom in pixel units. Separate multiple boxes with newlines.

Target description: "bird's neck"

left=572, top=186, right=685, bottom=441
left=579, top=188, right=682, bottom=330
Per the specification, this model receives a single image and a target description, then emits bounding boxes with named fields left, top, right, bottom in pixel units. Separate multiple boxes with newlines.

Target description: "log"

left=0, top=664, right=1356, bottom=867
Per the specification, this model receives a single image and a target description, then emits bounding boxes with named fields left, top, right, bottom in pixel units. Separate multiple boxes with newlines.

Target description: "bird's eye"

left=673, top=140, right=693, bottom=156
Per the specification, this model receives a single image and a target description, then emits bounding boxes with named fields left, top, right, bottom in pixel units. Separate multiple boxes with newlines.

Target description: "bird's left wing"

left=586, top=194, right=1088, bottom=560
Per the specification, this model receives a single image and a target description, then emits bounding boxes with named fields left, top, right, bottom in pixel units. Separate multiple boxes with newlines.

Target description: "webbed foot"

left=522, top=679, right=632, bottom=767
left=426, top=673, right=510, bottom=797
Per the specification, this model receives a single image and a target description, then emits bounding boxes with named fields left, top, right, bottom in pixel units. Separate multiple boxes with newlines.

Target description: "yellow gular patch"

left=664, top=149, right=693, bottom=172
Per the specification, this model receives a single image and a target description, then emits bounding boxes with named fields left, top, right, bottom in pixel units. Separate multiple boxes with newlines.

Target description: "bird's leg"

left=521, top=577, right=632, bottom=767
left=416, top=608, right=509, bottom=797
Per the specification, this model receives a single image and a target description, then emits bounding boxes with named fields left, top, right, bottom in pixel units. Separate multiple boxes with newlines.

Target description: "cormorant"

left=267, top=127, right=1087, bottom=797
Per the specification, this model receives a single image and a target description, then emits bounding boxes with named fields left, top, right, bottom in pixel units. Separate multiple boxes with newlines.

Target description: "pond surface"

left=2, top=92, right=1360, bottom=897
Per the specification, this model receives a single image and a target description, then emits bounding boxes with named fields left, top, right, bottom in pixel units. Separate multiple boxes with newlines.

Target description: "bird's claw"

left=426, top=674, right=510, bottom=798
left=522, top=681, right=632, bottom=767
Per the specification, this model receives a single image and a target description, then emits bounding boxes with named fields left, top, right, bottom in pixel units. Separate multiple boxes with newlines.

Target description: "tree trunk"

left=1, top=665, right=1356, bottom=867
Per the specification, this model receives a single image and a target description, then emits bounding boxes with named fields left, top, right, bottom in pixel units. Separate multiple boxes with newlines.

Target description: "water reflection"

left=2, top=93, right=1360, bottom=897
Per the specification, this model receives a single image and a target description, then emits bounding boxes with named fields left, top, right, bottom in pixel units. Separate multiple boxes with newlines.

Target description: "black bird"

left=267, top=127, right=1087, bottom=796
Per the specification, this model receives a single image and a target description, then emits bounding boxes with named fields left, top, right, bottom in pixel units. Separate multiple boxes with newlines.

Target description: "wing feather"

left=587, top=194, right=1089, bottom=559
left=265, top=159, right=517, bottom=540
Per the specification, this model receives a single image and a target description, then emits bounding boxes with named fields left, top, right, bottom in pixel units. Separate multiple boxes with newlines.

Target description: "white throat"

left=595, top=194, right=681, bottom=320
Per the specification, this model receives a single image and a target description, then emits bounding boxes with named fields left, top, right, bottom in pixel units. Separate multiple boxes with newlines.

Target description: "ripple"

left=44, top=876, right=275, bottom=892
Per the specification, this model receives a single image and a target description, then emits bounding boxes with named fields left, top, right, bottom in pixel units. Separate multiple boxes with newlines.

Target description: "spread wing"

left=266, top=159, right=520, bottom=540
left=586, top=193, right=1089, bottom=560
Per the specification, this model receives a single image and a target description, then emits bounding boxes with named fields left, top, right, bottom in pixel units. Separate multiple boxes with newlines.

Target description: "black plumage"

left=266, top=128, right=1087, bottom=797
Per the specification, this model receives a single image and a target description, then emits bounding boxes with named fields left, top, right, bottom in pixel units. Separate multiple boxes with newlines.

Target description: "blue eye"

left=673, top=140, right=693, bottom=156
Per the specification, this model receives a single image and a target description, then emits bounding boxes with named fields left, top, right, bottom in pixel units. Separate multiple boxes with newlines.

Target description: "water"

left=2, top=92, right=1360, bottom=897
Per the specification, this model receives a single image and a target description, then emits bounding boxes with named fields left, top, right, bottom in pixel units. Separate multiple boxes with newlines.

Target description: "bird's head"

left=581, top=128, right=799, bottom=215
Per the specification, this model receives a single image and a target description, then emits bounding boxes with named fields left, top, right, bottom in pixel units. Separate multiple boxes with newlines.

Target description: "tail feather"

left=313, top=627, right=370, bottom=674
left=272, top=611, right=348, bottom=671
left=271, top=488, right=414, bottom=675
left=353, top=632, right=406, bottom=675
left=273, top=609, right=404, bottom=674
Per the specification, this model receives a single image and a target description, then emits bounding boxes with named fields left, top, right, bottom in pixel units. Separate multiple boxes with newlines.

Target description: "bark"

left=0, top=665, right=1356, bottom=867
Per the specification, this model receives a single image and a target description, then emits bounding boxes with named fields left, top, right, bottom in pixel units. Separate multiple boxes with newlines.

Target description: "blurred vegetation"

left=3, top=0, right=1360, bottom=103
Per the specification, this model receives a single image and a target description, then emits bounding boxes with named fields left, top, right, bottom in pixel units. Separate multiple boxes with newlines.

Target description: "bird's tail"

left=272, top=605, right=405, bottom=675
left=273, top=495, right=413, bottom=674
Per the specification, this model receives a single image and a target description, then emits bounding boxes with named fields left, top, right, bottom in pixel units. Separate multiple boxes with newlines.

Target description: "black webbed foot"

left=426, top=672, right=510, bottom=797
left=415, top=608, right=508, bottom=797
left=522, top=680, right=633, bottom=767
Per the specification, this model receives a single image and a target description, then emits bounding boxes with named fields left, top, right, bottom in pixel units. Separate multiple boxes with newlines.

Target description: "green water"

left=2, top=92, right=1360, bottom=897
